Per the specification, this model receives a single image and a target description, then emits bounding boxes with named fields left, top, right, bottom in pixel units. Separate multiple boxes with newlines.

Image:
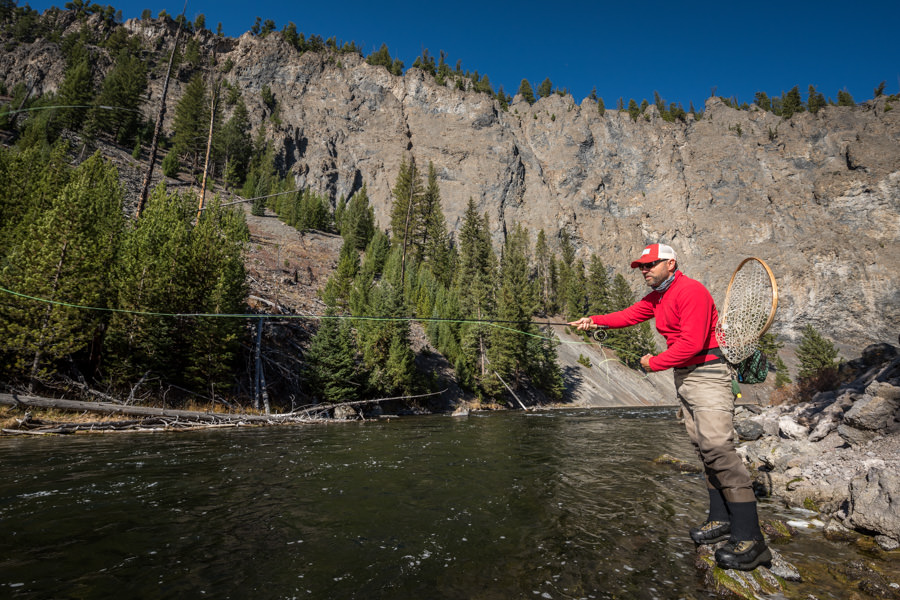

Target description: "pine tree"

left=807, top=85, right=826, bottom=115
left=454, top=198, right=497, bottom=389
left=183, top=199, right=249, bottom=395
left=586, top=254, right=611, bottom=315
left=55, top=55, right=93, bottom=133
left=88, top=48, right=148, bottom=142
left=420, top=162, right=453, bottom=285
left=796, top=324, right=839, bottom=379
left=837, top=89, right=855, bottom=107
left=357, top=250, right=416, bottom=397
left=342, top=185, right=376, bottom=251
left=105, top=186, right=193, bottom=385
left=0, top=152, right=123, bottom=382
left=489, top=224, right=536, bottom=388
left=537, top=78, right=553, bottom=99
left=781, top=86, right=803, bottom=119
left=321, top=239, right=360, bottom=312
left=564, top=259, right=587, bottom=320
left=758, top=331, right=791, bottom=387
left=172, top=73, right=210, bottom=176
left=489, top=224, right=563, bottom=401
left=389, top=155, right=426, bottom=282
left=304, top=311, right=360, bottom=403
left=219, top=98, right=252, bottom=189
left=555, top=230, right=575, bottom=316
left=0, top=143, right=72, bottom=250
left=349, top=229, right=390, bottom=317
left=754, top=91, right=771, bottom=112
left=604, top=273, right=652, bottom=369
left=534, top=230, right=553, bottom=314
left=105, top=186, right=248, bottom=394
left=518, top=79, right=535, bottom=104
left=628, top=98, right=640, bottom=121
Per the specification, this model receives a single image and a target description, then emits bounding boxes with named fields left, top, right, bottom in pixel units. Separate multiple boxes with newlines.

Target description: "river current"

left=0, top=408, right=886, bottom=599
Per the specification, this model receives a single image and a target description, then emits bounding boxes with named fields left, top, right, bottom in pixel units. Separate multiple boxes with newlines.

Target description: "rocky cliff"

left=6, top=17, right=899, bottom=351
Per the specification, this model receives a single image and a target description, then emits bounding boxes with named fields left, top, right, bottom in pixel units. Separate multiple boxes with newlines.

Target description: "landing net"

left=715, top=257, right=778, bottom=364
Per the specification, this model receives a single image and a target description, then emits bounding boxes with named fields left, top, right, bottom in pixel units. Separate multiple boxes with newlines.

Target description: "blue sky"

left=28, top=0, right=900, bottom=110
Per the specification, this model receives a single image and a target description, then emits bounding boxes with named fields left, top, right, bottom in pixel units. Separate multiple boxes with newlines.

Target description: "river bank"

left=733, top=342, right=900, bottom=556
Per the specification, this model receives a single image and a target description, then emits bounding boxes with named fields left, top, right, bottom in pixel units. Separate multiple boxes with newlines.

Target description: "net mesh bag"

left=735, top=349, right=769, bottom=384
left=715, top=259, right=775, bottom=364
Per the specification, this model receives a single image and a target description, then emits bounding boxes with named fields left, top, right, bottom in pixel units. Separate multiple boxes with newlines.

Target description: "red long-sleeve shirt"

left=590, top=270, right=721, bottom=371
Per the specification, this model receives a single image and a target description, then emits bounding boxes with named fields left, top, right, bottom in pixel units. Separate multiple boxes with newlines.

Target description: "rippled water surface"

left=0, top=408, right=891, bottom=599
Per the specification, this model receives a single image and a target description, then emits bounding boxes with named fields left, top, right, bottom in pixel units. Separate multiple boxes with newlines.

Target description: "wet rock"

left=695, top=541, right=800, bottom=599
left=823, top=518, right=860, bottom=542
left=767, top=550, right=803, bottom=583
left=332, top=405, right=359, bottom=420
left=874, top=535, right=900, bottom=551
left=364, top=404, right=384, bottom=418
left=760, top=519, right=797, bottom=543
left=652, top=453, right=703, bottom=474
left=829, top=560, right=900, bottom=599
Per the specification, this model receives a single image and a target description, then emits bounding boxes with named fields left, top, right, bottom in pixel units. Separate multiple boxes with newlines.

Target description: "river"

left=0, top=408, right=889, bottom=599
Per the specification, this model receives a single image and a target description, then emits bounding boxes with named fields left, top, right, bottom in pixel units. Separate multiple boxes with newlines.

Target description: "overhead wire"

left=0, top=283, right=618, bottom=348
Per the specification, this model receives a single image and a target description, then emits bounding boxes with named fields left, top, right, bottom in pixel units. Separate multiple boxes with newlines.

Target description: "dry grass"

left=0, top=406, right=125, bottom=428
left=768, top=368, right=842, bottom=406
left=0, top=401, right=267, bottom=431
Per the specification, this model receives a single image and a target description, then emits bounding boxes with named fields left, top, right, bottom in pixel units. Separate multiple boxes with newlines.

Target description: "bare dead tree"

left=137, top=3, right=187, bottom=217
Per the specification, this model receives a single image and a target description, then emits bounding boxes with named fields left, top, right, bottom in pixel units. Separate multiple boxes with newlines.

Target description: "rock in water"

left=695, top=541, right=801, bottom=599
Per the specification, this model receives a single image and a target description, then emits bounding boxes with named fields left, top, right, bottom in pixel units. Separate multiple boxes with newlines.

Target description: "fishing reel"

left=590, top=328, right=608, bottom=343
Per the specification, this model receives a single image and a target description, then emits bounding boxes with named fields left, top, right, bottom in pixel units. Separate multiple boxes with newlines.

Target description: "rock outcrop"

left=735, top=343, right=900, bottom=549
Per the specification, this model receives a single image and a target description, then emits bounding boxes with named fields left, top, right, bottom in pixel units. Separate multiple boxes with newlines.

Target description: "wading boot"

left=689, top=520, right=731, bottom=545
left=714, top=538, right=772, bottom=571
left=691, top=488, right=731, bottom=544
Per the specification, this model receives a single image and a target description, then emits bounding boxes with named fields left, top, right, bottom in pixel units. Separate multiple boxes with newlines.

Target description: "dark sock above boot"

left=727, top=500, right=763, bottom=541
left=707, top=488, right=729, bottom=522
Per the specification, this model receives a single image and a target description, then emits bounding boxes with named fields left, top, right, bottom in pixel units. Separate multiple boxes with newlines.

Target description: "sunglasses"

left=638, top=259, right=667, bottom=270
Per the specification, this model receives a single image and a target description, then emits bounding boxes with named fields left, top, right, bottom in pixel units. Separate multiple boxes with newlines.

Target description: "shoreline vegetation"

left=0, top=387, right=456, bottom=434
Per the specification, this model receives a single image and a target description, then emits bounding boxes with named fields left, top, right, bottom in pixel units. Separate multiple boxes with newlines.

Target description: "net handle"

left=723, top=257, right=779, bottom=336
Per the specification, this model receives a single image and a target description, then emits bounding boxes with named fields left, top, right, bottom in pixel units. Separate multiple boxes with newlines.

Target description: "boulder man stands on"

left=569, top=243, right=771, bottom=571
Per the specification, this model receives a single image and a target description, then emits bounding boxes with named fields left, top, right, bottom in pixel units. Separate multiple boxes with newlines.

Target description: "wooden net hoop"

left=715, top=257, right=778, bottom=364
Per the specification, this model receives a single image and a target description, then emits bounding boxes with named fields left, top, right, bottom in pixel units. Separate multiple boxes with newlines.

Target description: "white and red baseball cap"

left=630, top=243, right=677, bottom=268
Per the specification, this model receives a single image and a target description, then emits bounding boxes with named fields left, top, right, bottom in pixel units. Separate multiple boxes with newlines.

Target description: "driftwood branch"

left=296, top=388, right=448, bottom=417
left=1, top=393, right=277, bottom=422
left=0, top=388, right=450, bottom=435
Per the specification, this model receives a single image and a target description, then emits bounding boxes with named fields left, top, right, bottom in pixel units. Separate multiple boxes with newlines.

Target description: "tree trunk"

left=30, top=239, right=69, bottom=388
left=137, top=16, right=184, bottom=217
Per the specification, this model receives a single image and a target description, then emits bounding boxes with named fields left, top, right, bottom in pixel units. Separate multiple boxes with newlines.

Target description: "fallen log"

left=0, top=393, right=285, bottom=423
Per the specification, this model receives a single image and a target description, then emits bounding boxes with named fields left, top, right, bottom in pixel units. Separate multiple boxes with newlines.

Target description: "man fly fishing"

left=569, top=243, right=771, bottom=571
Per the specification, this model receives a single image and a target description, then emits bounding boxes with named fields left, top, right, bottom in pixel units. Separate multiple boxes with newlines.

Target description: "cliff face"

left=232, top=36, right=900, bottom=350
left=7, top=19, right=900, bottom=349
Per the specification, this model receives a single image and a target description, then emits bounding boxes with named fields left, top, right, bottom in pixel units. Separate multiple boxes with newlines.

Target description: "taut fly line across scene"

left=715, top=257, right=779, bottom=364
